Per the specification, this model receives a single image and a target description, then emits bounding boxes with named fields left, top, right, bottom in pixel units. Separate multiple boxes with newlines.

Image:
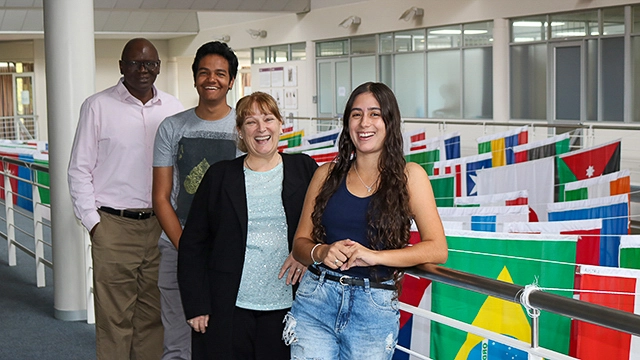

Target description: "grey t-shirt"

left=153, top=107, right=241, bottom=241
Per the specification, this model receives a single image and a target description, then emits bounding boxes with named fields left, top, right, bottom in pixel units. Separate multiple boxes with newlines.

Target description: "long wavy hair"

left=310, top=82, right=412, bottom=286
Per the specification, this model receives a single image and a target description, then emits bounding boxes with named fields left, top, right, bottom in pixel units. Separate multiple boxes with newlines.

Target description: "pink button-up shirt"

left=68, top=78, right=184, bottom=231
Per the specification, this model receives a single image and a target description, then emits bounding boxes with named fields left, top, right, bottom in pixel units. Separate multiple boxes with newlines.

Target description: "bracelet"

left=310, top=243, right=323, bottom=265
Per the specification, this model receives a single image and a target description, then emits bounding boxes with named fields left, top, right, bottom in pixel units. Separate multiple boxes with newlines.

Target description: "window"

left=251, top=43, right=307, bottom=64
left=315, top=21, right=493, bottom=120
left=510, top=6, right=629, bottom=122
left=351, top=35, right=377, bottom=55
left=317, top=40, right=348, bottom=57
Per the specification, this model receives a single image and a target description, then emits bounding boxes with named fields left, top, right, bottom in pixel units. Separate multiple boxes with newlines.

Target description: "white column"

left=43, top=0, right=95, bottom=321
left=493, top=18, right=510, bottom=122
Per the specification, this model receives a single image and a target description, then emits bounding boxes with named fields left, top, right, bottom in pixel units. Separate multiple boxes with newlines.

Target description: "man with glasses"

left=68, top=38, right=183, bottom=360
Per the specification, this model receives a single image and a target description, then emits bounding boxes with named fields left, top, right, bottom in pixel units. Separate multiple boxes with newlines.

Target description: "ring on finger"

left=296, top=268, right=301, bottom=272
left=334, top=259, right=339, bottom=265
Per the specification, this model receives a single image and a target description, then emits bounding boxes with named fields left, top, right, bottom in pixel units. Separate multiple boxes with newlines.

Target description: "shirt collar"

left=115, top=77, right=161, bottom=105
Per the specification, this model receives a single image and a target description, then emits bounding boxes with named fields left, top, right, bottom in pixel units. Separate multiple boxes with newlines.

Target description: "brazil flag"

left=430, top=230, right=577, bottom=359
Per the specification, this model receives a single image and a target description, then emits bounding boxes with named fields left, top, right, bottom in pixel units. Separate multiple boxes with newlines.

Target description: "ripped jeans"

left=283, top=267, right=399, bottom=360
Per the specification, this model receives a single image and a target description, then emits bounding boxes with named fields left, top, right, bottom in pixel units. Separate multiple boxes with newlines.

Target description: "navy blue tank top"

left=321, top=178, right=392, bottom=280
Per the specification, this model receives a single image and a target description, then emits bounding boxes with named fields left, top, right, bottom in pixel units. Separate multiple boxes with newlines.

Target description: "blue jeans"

left=284, top=267, right=399, bottom=360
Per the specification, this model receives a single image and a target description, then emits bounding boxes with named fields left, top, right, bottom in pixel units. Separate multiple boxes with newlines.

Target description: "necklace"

left=244, top=158, right=255, bottom=171
left=244, top=155, right=281, bottom=172
left=353, top=163, right=377, bottom=193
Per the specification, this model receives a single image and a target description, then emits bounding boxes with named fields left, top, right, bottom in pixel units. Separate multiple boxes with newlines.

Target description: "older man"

left=68, top=38, right=183, bottom=360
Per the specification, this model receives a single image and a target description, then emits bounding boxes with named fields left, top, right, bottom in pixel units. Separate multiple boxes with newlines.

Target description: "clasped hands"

left=318, top=239, right=377, bottom=271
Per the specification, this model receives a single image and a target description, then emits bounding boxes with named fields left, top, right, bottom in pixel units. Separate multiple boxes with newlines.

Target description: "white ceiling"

left=0, top=0, right=312, bottom=40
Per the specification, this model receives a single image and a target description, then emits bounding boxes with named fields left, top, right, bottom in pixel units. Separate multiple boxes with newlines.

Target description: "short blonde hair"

left=235, top=92, right=283, bottom=153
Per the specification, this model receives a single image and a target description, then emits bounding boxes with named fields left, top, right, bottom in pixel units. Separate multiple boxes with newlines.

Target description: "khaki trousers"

left=92, top=209, right=163, bottom=360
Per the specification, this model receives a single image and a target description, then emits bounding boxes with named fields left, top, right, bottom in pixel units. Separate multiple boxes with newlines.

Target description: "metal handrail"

left=408, top=264, right=640, bottom=337
left=400, top=117, right=640, bottom=131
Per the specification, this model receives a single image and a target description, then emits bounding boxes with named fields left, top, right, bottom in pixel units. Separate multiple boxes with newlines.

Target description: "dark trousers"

left=192, top=307, right=289, bottom=360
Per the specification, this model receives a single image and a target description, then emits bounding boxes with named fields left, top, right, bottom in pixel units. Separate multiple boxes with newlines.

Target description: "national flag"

left=437, top=205, right=529, bottom=232
left=409, top=132, right=461, bottom=161
left=279, top=130, right=305, bottom=148
left=277, top=140, right=289, bottom=153
left=547, top=194, right=630, bottom=267
left=573, top=265, right=640, bottom=359
left=620, top=235, right=640, bottom=270
left=283, top=140, right=334, bottom=154
left=301, top=146, right=339, bottom=165
left=563, top=169, right=630, bottom=202
left=429, top=174, right=455, bottom=207
left=454, top=190, right=529, bottom=207
left=431, top=230, right=577, bottom=359
left=402, top=128, right=426, bottom=154
left=504, top=219, right=603, bottom=266
left=405, top=144, right=439, bottom=175
left=556, top=139, right=621, bottom=202
left=476, top=156, right=555, bottom=221
left=513, top=132, right=571, bottom=163
left=477, top=125, right=528, bottom=167
left=303, top=128, right=341, bottom=146
left=433, top=153, right=492, bottom=197
left=395, top=229, right=432, bottom=360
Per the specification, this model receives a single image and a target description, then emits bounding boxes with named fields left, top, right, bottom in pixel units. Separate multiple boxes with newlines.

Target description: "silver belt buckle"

left=339, top=275, right=350, bottom=285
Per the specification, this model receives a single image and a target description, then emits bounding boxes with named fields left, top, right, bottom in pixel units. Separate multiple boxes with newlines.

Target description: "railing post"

left=528, top=316, right=542, bottom=360
left=4, top=159, right=16, bottom=267
left=31, top=167, right=46, bottom=287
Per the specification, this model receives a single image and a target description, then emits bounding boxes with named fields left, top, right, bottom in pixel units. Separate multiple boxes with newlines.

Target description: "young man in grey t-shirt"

left=152, top=41, right=241, bottom=360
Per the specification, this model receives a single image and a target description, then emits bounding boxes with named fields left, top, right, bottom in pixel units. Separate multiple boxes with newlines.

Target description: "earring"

left=239, top=134, right=243, bottom=139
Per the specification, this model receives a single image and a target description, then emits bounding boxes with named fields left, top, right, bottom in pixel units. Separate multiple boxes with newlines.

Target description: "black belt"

left=99, top=206, right=155, bottom=220
left=308, top=265, right=396, bottom=291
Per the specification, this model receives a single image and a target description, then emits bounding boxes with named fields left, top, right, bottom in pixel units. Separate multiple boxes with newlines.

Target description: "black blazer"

left=178, top=153, right=318, bottom=359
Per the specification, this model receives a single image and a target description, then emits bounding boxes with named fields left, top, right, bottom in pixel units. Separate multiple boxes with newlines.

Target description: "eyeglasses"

left=121, top=60, right=160, bottom=72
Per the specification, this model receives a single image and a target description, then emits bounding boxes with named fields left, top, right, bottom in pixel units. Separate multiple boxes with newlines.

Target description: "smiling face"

left=238, top=102, right=283, bottom=159
left=194, top=54, right=235, bottom=105
left=348, top=92, right=387, bottom=156
left=119, top=39, right=160, bottom=102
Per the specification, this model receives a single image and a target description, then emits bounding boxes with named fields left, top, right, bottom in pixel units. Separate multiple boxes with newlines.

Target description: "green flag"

left=619, top=235, right=640, bottom=270
left=405, top=145, right=439, bottom=176
left=431, top=230, right=577, bottom=359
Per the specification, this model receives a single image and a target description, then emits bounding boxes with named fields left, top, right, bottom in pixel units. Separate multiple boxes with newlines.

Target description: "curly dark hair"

left=191, top=41, right=239, bottom=82
left=310, top=82, right=412, bottom=286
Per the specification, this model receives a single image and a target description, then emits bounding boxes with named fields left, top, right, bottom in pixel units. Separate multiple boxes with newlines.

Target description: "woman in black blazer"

left=177, top=92, right=318, bottom=360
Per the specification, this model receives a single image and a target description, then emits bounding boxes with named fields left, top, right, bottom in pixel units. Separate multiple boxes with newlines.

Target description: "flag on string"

left=620, top=235, right=640, bottom=270
left=429, top=174, right=455, bottom=207
left=563, top=169, right=630, bottom=202
left=279, top=130, right=305, bottom=148
left=301, top=146, right=339, bottom=166
left=476, top=156, right=555, bottom=221
left=556, top=139, right=621, bottom=202
left=405, top=144, right=440, bottom=176
left=513, top=132, right=571, bottom=163
left=395, top=231, right=432, bottom=360
left=402, top=128, right=426, bottom=154
left=504, top=219, right=603, bottom=266
left=433, top=153, right=493, bottom=197
left=438, top=205, right=529, bottom=232
left=303, top=128, right=341, bottom=146
left=573, top=265, right=640, bottom=359
left=409, top=132, right=461, bottom=160
left=455, top=190, right=529, bottom=207
left=477, top=125, right=528, bottom=167
left=283, top=140, right=334, bottom=154
left=547, top=194, right=630, bottom=267
left=431, top=230, right=577, bottom=359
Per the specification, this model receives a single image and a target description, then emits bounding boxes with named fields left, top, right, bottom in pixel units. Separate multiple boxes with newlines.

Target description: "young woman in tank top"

left=284, top=82, right=448, bottom=359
